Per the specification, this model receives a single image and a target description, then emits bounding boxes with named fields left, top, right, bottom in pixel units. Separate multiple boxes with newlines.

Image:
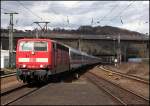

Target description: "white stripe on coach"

left=36, top=58, right=48, bottom=62
left=18, top=58, right=30, bottom=62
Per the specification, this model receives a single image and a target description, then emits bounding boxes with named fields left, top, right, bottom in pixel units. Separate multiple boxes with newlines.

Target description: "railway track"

left=1, top=72, right=16, bottom=78
left=84, top=71, right=149, bottom=105
left=98, top=65, right=149, bottom=84
left=1, top=72, right=20, bottom=93
left=0, top=83, right=45, bottom=105
left=1, top=73, right=46, bottom=105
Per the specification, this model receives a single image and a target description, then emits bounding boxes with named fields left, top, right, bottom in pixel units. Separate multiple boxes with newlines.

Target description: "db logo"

left=30, top=58, right=36, bottom=62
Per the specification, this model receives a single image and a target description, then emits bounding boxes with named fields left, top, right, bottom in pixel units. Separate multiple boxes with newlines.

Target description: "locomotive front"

left=16, top=39, right=52, bottom=83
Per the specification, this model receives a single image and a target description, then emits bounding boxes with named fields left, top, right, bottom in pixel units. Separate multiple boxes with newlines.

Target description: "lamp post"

left=113, top=38, right=116, bottom=62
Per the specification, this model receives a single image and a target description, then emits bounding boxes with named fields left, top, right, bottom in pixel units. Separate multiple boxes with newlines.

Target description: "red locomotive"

left=16, top=38, right=101, bottom=83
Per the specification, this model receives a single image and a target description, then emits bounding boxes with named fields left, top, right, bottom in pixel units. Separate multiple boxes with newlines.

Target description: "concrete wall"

left=55, top=39, right=149, bottom=60
left=1, top=50, right=9, bottom=68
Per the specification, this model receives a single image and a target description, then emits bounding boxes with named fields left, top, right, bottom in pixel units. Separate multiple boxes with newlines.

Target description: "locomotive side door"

left=53, top=43, right=57, bottom=73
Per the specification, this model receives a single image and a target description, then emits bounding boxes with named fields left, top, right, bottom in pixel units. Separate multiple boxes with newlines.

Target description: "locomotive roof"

left=18, top=38, right=100, bottom=60
left=18, top=38, right=52, bottom=42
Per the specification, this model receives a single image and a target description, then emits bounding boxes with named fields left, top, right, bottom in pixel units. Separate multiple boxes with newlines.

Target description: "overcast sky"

left=1, top=1, right=149, bottom=34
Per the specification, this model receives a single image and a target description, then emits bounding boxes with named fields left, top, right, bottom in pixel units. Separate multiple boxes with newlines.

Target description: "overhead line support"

left=4, top=12, right=18, bottom=68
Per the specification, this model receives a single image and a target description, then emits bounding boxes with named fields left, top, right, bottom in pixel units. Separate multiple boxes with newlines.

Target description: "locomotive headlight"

left=31, top=51, right=35, bottom=55
left=22, top=64, right=26, bottom=68
left=40, top=64, right=44, bottom=68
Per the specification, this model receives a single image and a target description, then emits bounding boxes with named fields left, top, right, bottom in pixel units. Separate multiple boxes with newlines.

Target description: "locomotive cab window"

left=19, top=41, right=33, bottom=51
left=34, top=42, right=47, bottom=51
left=19, top=41, right=48, bottom=51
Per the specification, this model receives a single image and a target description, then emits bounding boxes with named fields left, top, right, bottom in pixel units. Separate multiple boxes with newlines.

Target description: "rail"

left=98, top=65, right=149, bottom=84
left=85, top=71, right=149, bottom=105
left=1, top=72, right=16, bottom=78
left=84, top=73, right=126, bottom=105
left=1, top=83, right=44, bottom=105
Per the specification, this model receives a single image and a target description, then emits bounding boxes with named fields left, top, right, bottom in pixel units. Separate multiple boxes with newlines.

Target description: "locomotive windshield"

left=34, top=42, right=47, bottom=51
left=19, top=41, right=48, bottom=51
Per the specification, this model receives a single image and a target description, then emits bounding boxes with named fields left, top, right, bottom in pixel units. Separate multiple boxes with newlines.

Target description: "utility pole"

left=91, top=18, right=94, bottom=26
left=78, top=34, right=83, bottom=51
left=4, top=12, right=18, bottom=68
left=35, top=28, right=39, bottom=38
left=113, top=38, right=116, bottom=62
left=78, top=34, right=83, bottom=66
left=33, top=21, right=50, bottom=38
left=78, top=38, right=81, bottom=51
left=117, top=35, right=121, bottom=64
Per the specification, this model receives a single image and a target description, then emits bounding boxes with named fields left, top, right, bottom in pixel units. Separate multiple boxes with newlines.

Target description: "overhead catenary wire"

left=98, top=3, right=119, bottom=24
left=16, top=1, right=43, bottom=21
left=16, top=1, right=57, bottom=30
left=16, top=1, right=65, bottom=30
left=1, top=8, right=19, bottom=27
left=17, top=1, right=65, bottom=21
left=2, top=1, right=147, bottom=32
left=15, top=1, right=119, bottom=28
left=67, top=16, right=69, bottom=24
left=1, top=7, right=38, bottom=28
left=90, top=2, right=119, bottom=25
left=1, top=8, right=16, bottom=13
left=91, top=18, right=94, bottom=25
left=110, top=1, right=135, bottom=21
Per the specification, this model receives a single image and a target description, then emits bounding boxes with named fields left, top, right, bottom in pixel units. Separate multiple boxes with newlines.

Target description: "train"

left=16, top=38, right=101, bottom=83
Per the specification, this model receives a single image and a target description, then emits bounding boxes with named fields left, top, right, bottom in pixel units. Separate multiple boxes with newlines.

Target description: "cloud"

left=1, top=1, right=149, bottom=34
left=119, top=20, right=149, bottom=33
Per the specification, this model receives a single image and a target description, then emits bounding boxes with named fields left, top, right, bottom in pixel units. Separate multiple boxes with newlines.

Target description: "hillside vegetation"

left=1, top=25, right=146, bottom=36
